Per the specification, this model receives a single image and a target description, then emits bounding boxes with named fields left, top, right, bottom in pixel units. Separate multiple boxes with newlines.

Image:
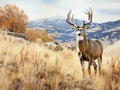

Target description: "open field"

left=0, top=30, right=120, bottom=90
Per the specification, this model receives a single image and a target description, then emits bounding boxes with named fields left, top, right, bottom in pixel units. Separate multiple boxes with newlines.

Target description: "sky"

left=0, top=0, right=120, bottom=23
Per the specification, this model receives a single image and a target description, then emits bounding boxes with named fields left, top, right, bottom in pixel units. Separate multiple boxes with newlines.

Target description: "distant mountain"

left=87, top=20, right=120, bottom=47
left=28, top=17, right=120, bottom=47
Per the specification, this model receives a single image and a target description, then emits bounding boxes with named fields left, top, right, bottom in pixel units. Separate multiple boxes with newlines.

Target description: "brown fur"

left=78, top=39, right=103, bottom=60
left=66, top=8, right=103, bottom=78
left=78, top=32, right=103, bottom=77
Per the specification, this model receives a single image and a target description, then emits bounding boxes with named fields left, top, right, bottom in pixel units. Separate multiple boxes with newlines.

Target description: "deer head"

left=66, top=8, right=93, bottom=40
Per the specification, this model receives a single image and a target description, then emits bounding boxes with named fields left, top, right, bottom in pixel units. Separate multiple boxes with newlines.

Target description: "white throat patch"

left=77, top=36, right=84, bottom=41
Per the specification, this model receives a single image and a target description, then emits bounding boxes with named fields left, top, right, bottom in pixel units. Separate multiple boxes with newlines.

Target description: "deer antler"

left=83, top=8, right=93, bottom=29
left=66, top=8, right=93, bottom=30
left=66, top=10, right=80, bottom=29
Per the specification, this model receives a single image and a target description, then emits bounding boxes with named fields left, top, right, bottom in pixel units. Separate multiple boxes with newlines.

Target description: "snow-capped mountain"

left=28, top=17, right=120, bottom=47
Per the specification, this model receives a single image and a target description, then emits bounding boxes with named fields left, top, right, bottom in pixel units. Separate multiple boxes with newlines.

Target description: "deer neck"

left=76, top=34, right=88, bottom=54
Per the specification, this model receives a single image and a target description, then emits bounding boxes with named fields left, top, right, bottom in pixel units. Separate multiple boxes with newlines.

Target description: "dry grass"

left=25, top=28, right=54, bottom=43
left=0, top=30, right=120, bottom=90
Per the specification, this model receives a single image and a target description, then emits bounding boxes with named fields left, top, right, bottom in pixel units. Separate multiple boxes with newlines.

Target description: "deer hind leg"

left=88, top=59, right=92, bottom=78
left=80, top=57, right=85, bottom=78
left=93, top=61, right=97, bottom=76
left=98, top=57, right=102, bottom=76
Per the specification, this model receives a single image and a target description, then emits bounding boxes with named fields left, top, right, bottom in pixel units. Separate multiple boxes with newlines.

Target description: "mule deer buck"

left=66, top=8, right=103, bottom=78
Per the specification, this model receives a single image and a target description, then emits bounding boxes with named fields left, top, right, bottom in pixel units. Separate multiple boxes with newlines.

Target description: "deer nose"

left=78, top=33, right=81, bottom=36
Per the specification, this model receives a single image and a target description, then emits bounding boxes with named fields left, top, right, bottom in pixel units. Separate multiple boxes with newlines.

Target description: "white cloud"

left=0, top=0, right=120, bottom=23
left=0, top=0, right=13, bottom=6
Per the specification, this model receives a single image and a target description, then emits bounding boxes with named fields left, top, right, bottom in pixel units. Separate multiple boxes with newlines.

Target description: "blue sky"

left=0, top=0, right=120, bottom=23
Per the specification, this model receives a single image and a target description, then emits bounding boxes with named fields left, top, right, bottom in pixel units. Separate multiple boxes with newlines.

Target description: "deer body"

left=66, top=8, right=103, bottom=77
left=77, top=38, right=103, bottom=60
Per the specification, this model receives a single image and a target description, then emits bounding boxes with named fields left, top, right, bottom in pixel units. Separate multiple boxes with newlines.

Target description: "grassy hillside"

left=104, top=40, right=120, bottom=57
left=0, top=30, right=120, bottom=90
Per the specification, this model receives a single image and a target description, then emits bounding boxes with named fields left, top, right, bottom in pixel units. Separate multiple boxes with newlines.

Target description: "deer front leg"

left=88, top=59, right=92, bottom=78
left=80, top=57, right=85, bottom=78
left=98, top=57, right=102, bottom=76
left=77, top=47, right=81, bottom=57
left=93, top=61, right=97, bottom=76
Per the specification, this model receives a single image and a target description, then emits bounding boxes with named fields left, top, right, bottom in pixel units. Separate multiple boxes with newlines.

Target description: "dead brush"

left=7, top=78, right=23, bottom=90
left=101, top=57, right=120, bottom=90
left=6, top=62, right=19, bottom=73
left=0, top=30, right=120, bottom=90
left=28, top=58, right=62, bottom=90
left=0, top=61, right=4, bottom=68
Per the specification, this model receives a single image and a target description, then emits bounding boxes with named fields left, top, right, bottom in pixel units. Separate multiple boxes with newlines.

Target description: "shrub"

left=0, top=4, right=28, bottom=33
left=25, top=28, right=54, bottom=43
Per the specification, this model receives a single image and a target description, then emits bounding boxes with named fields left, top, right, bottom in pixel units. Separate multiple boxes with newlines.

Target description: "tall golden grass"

left=0, top=30, right=120, bottom=90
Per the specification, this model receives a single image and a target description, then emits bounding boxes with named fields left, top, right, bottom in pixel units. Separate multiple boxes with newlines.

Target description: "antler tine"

left=85, top=11, right=90, bottom=21
left=89, top=8, right=93, bottom=21
left=66, top=10, right=79, bottom=29
left=66, top=8, right=93, bottom=30
left=71, top=14, right=74, bottom=22
left=72, top=14, right=79, bottom=26
left=82, top=19, right=85, bottom=26
left=85, top=10, right=92, bottom=21
left=83, top=8, right=93, bottom=28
